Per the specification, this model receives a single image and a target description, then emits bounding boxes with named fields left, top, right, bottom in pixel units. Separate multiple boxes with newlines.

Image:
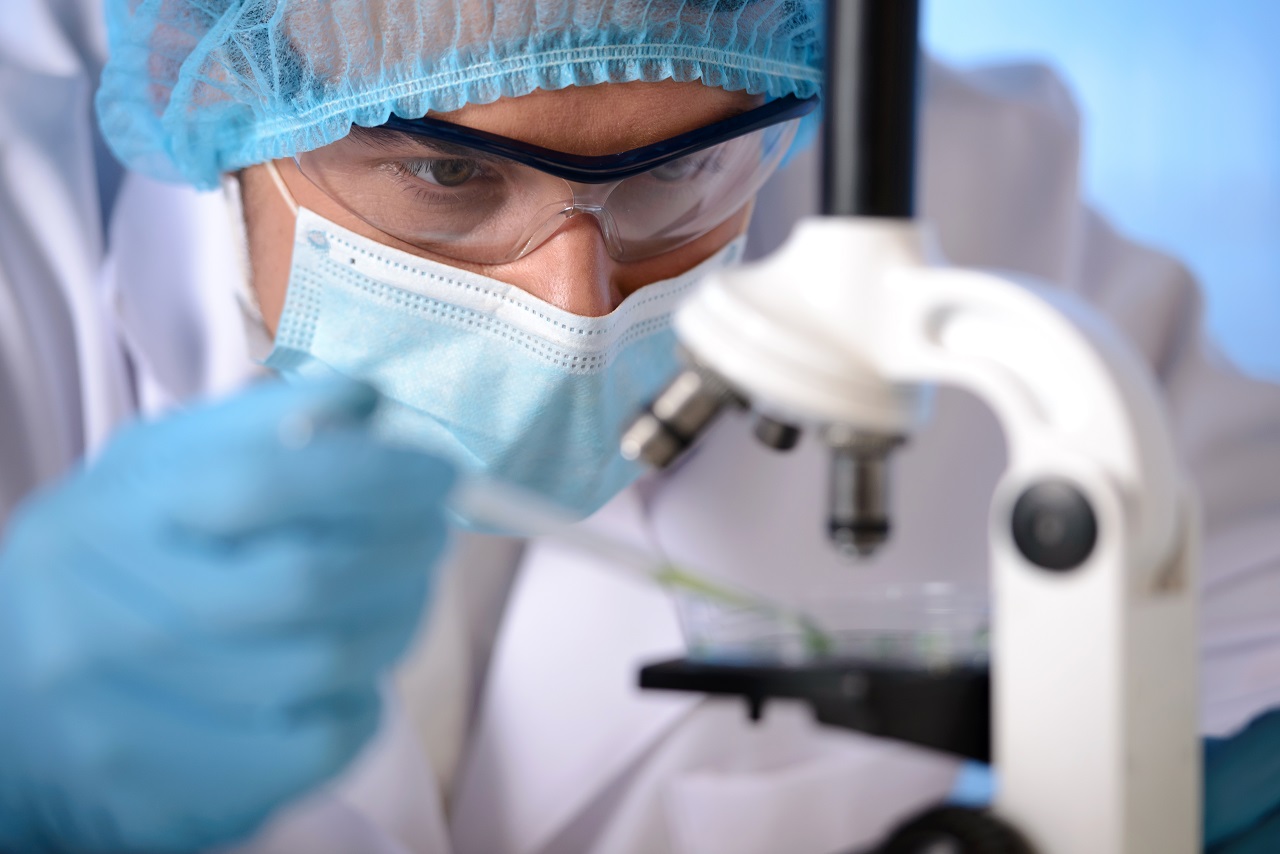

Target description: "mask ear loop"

left=264, top=159, right=301, bottom=216
left=220, top=173, right=256, bottom=308
left=221, top=170, right=276, bottom=360
left=738, top=197, right=757, bottom=236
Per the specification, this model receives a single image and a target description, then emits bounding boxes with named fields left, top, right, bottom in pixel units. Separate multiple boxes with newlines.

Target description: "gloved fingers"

left=9, top=544, right=421, bottom=744
left=1204, top=709, right=1280, bottom=845
left=161, top=520, right=445, bottom=631
left=59, top=519, right=444, bottom=644
left=160, top=430, right=456, bottom=538
left=122, top=587, right=429, bottom=711
left=58, top=679, right=381, bottom=852
left=103, top=377, right=380, bottom=468
left=216, top=536, right=441, bottom=631
left=134, top=685, right=381, bottom=811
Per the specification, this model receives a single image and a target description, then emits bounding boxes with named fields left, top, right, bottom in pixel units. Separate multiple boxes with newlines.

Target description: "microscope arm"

left=667, top=216, right=1199, bottom=854
left=676, top=217, right=1181, bottom=572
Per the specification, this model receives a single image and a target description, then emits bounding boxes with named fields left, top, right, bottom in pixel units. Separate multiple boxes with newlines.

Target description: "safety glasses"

left=295, top=94, right=817, bottom=264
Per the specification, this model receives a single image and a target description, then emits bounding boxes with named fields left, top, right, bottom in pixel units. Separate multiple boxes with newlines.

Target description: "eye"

left=648, top=153, right=720, bottom=182
left=403, top=158, right=485, bottom=187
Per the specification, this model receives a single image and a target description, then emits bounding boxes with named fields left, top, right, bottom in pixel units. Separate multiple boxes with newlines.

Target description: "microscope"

left=622, top=2, right=1200, bottom=852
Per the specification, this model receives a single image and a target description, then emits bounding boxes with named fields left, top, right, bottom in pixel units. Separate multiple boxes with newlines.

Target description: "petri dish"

left=674, top=581, right=990, bottom=670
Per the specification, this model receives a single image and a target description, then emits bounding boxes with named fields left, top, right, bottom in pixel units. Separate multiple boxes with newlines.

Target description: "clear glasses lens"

left=298, top=128, right=570, bottom=261
left=605, top=122, right=796, bottom=261
left=296, top=118, right=801, bottom=264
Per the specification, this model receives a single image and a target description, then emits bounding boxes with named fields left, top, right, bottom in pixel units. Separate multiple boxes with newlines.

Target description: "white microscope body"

left=666, top=216, right=1200, bottom=853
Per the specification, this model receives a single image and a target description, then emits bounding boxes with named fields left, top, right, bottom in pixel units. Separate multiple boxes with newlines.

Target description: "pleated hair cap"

left=97, top=0, right=823, bottom=188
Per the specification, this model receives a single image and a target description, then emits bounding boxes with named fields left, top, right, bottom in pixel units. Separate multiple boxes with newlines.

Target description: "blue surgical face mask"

left=264, top=205, right=745, bottom=522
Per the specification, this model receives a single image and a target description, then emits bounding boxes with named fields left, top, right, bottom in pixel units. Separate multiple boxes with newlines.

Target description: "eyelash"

left=376, top=144, right=734, bottom=201
left=642, top=151, right=727, bottom=183
left=385, top=159, right=496, bottom=199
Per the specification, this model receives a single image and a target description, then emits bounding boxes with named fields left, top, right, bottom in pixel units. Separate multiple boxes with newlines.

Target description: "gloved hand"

left=0, top=378, right=455, bottom=853
left=1205, top=709, right=1280, bottom=853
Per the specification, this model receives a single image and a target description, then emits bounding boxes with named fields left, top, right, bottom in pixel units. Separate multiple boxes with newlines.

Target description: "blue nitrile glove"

left=0, top=378, right=454, bottom=854
left=947, top=760, right=998, bottom=808
left=1205, top=709, right=1280, bottom=853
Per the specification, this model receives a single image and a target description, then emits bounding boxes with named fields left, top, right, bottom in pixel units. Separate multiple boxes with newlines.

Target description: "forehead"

left=427, top=81, right=764, bottom=156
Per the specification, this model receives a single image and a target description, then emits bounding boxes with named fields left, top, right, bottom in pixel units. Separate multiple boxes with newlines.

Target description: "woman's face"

left=240, top=80, right=762, bottom=332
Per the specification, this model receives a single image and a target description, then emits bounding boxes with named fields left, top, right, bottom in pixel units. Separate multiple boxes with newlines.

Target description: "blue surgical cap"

left=96, top=0, right=824, bottom=189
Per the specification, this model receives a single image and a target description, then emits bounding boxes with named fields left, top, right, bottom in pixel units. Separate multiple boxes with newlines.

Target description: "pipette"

left=448, top=478, right=833, bottom=657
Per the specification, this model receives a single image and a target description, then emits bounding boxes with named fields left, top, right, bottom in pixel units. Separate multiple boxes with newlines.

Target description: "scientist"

left=2, top=0, right=1280, bottom=852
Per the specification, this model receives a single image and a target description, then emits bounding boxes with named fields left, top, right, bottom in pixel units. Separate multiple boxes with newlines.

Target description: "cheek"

left=253, top=249, right=293, bottom=338
left=243, top=202, right=298, bottom=337
left=614, top=205, right=753, bottom=298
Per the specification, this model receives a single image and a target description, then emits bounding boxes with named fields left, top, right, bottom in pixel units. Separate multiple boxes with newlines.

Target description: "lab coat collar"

left=4, top=0, right=98, bottom=78
left=106, top=173, right=258, bottom=415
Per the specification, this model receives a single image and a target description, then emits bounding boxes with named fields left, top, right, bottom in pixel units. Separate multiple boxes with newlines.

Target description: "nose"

left=504, top=213, right=622, bottom=317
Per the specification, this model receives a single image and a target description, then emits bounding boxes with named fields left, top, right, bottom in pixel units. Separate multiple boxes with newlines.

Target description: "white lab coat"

left=5, top=3, right=1280, bottom=853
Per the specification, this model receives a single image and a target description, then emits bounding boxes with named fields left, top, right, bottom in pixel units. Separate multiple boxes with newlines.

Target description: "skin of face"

left=239, top=80, right=762, bottom=331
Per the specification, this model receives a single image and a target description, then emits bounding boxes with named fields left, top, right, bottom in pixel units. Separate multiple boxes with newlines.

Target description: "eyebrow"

left=347, top=125, right=492, bottom=160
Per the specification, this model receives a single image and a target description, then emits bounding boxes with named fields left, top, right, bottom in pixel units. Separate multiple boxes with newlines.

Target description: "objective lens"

left=621, top=366, right=742, bottom=469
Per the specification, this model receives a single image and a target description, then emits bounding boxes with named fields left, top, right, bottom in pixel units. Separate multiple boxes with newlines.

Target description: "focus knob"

left=1010, top=480, right=1098, bottom=572
left=868, top=806, right=1034, bottom=854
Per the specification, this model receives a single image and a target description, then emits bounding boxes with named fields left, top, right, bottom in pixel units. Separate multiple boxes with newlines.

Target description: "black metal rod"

left=821, top=0, right=922, bottom=218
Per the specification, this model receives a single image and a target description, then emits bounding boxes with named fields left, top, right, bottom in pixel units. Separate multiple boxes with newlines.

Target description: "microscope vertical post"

left=822, top=0, right=920, bottom=218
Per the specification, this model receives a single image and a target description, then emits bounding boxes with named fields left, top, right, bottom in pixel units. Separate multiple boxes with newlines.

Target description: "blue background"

left=926, top=0, right=1280, bottom=378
